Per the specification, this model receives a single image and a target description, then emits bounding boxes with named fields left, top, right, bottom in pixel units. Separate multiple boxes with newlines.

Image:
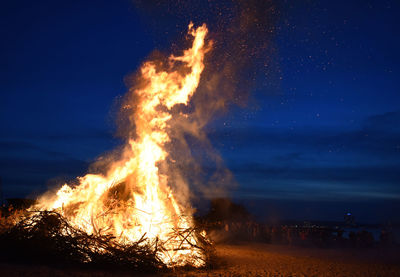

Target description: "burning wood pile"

left=0, top=23, right=215, bottom=270
left=0, top=210, right=212, bottom=271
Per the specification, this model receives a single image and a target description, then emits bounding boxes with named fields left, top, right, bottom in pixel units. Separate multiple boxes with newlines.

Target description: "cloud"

left=0, top=157, right=88, bottom=197
left=0, top=140, right=69, bottom=159
left=203, top=111, right=400, bottom=202
left=208, top=110, right=400, bottom=162
left=0, top=126, right=120, bottom=163
left=364, top=110, right=400, bottom=133
left=232, top=163, right=400, bottom=185
left=229, top=163, right=400, bottom=202
left=0, top=157, right=88, bottom=176
left=1, top=127, right=114, bottom=141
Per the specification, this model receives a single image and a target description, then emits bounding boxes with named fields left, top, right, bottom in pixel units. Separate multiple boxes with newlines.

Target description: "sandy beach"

left=183, top=243, right=400, bottom=277
left=1, top=243, right=399, bottom=276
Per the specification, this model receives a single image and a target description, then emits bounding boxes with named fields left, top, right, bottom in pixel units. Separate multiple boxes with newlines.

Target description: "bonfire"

left=0, top=23, right=213, bottom=270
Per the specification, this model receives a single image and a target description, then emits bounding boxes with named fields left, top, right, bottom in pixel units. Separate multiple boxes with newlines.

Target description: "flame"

left=32, top=23, right=210, bottom=267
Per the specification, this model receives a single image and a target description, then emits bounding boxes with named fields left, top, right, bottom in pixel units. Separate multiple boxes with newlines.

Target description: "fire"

left=32, top=23, right=210, bottom=267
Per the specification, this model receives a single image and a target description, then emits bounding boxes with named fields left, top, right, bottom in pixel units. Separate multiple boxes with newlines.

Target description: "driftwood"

left=0, top=211, right=212, bottom=271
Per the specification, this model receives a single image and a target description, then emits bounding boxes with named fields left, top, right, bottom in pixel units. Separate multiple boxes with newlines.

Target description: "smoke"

left=123, top=1, right=280, bottom=206
left=132, top=0, right=279, bottom=108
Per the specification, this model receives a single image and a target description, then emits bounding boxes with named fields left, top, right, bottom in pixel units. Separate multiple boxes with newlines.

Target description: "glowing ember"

left=31, top=23, right=210, bottom=267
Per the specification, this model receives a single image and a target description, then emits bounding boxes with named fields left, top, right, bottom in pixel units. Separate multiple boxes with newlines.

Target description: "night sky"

left=1, top=0, right=399, bottom=223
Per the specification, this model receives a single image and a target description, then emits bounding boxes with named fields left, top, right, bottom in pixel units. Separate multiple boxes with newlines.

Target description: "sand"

left=171, top=243, right=400, bottom=277
left=1, top=243, right=399, bottom=276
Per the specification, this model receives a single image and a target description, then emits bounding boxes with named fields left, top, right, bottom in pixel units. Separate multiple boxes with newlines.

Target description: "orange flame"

left=32, top=23, right=210, bottom=267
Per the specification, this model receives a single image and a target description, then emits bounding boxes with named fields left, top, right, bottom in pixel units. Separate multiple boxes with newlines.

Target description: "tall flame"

left=33, top=23, right=209, bottom=267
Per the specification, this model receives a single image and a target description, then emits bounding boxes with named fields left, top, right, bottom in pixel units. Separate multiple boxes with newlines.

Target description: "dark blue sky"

left=1, top=0, right=399, bottom=223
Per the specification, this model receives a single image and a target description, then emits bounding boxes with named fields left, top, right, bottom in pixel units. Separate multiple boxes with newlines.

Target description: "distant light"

left=347, top=212, right=351, bottom=216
